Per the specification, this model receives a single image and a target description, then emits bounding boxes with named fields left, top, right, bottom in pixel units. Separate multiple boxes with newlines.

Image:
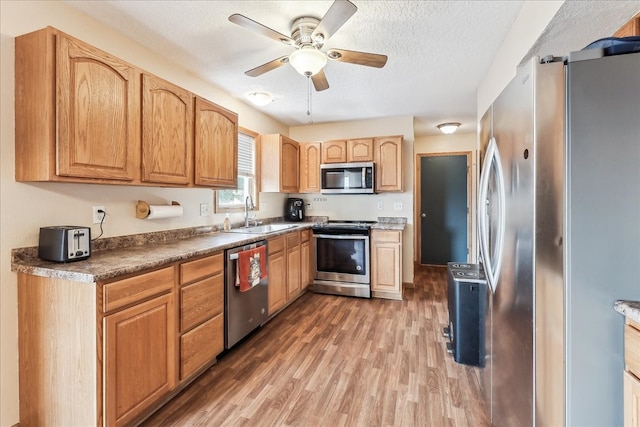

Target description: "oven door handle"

left=314, top=234, right=369, bottom=240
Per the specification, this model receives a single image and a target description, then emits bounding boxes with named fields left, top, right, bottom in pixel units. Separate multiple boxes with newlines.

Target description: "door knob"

left=421, top=213, right=426, bottom=218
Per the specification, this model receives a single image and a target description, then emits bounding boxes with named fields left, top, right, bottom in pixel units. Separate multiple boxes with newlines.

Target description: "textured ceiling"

left=62, top=1, right=639, bottom=136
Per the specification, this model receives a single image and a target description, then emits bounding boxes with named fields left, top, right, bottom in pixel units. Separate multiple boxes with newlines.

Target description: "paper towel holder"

left=136, top=200, right=181, bottom=219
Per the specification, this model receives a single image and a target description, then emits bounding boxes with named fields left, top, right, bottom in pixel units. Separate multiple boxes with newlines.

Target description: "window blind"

left=238, top=132, right=254, bottom=175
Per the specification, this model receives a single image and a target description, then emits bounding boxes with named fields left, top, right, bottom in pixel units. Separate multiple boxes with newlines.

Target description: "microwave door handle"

left=361, top=168, right=365, bottom=188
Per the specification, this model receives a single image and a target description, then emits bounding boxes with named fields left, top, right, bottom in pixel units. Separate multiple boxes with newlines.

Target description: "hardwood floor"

left=142, top=265, right=489, bottom=427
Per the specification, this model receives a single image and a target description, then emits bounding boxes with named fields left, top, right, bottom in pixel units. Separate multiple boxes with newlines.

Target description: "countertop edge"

left=614, top=300, right=640, bottom=324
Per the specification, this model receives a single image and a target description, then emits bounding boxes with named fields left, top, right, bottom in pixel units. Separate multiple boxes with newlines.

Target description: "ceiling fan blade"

left=229, top=14, right=294, bottom=45
left=311, top=70, right=329, bottom=91
left=245, top=56, right=290, bottom=77
left=312, top=0, right=357, bottom=43
left=327, top=49, right=387, bottom=68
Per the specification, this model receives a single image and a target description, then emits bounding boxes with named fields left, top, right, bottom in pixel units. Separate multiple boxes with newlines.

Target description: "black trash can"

left=445, top=262, right=487, bottom=367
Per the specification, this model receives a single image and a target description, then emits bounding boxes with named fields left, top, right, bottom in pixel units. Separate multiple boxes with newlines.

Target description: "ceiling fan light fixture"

left=289, top=47, right=327, bottom=77
left=437, top=122, right=461, bottom=134
left=246, top=91, right=274, bottom=106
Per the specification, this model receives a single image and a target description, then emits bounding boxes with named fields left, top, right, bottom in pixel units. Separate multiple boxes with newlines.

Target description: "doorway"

left=416, top=152, right=471, bottom=265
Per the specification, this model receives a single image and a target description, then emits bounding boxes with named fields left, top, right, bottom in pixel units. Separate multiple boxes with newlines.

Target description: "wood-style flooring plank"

left=141, top=265, right=489, bottom=427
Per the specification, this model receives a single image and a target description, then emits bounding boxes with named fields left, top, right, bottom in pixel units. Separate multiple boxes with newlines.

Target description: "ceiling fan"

left=229, top=0, right=388, bottom=92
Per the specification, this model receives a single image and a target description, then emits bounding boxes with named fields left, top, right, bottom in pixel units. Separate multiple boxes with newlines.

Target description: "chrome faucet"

left=244, top=195, right=255, bottom=227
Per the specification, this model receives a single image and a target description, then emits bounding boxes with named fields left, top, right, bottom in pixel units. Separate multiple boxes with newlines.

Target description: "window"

left=216, top=129, right=259, bottom=212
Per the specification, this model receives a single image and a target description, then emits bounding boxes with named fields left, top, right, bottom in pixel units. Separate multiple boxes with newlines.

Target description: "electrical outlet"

left=200, top=203, right=210, bottom=216
left=377, top=201, right=384, bottom=210
left=306, top=202, right=312, bottom=211
left=92, top=206, right=106, bottom=224
left=393, top=202, right=403, bottom=211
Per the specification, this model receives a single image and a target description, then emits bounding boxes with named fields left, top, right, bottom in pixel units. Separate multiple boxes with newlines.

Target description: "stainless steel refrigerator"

left=478, top=51, right=640, bottom=426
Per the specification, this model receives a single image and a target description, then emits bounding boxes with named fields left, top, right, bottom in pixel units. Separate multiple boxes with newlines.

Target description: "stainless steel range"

left=312, top=220, right=375, bottom=298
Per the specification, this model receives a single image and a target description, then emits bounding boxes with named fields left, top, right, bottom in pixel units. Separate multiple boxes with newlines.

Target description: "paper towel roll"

left=147, top=204, right=183, bottom=219
left=136, top=200, right=183, bottom=219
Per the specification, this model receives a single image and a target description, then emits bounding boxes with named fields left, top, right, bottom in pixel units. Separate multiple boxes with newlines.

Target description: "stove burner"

left=450, top=263, right=473, bottom=269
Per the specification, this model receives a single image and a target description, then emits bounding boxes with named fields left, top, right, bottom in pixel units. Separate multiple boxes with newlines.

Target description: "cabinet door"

left=142, top=73, right=193, bottom=184
left=371, top=231, right=402, bottom=298
left=301, top=240, right=311, bottom=289
left=624, top=371, right=640, bottom=427
left=57, top=33, right=137, bottom=181
left=180, top=313, right=223, bottom=380
left=347, top=138, right=374, bottom=162
left=268, top=250, right=286, bottom=315
left=194, top=97, right=238, bottom=188
left=286, top=232, right=301, bottom=299
left=322, top=140, right=347, bottom=163
left=374, top=136, right=403, bottom=192
left=299, top=142, right=321, bottom=193
left=281, top=136, right=300, bottom=192
left=104, top=293, right=176, bottom=427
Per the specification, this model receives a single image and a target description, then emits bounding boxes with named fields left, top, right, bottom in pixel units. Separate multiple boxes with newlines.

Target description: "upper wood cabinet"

left=322, top=140, right=347, bottom=163
left=141, top=74, right=193, bottom=185
left=260, top=134, right=299, bottom=193
left=321, top=138, right=373, bottom=164
left=347, top=138, right=374, bottom=162
left=194, top=98, right=238, bottom=188
left=299, top=142, right=321, bottom=193
left=374, top=136, right=403, bottom=192
left=15, top=27, right=237, bottom=189
left=15, top=27, right=139, bottom=183
left=614, top=12, right=640, bottom=37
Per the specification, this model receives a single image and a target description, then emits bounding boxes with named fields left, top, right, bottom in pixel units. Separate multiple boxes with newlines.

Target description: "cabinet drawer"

left=301, top=229, right=310, bottom=242
left=103, top=266, right=174, bottom=313
left=286, top=231, right=300, bottom=247
left=626, top=322, right=640, bottom=379
left=180, top=253, right=223, bottom=285
left=180, top=275, right=223, bottom=332
left=372, top=230, right=401, bottom=243
left=180, top=313, right=223, bottom=380
left=268, top=236, right=285, bottom=254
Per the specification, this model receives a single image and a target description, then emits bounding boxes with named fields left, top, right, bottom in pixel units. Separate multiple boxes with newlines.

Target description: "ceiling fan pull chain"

left=307, top=76, right=314, bottom=123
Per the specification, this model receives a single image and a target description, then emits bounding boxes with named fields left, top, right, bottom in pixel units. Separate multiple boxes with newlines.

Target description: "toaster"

left=38, top=226, right=91, bottom=262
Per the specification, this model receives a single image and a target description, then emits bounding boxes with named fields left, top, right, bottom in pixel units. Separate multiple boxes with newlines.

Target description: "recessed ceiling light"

left=437, top=122, right=461, bottom=134
left=246, top=91, right=274, bottom=107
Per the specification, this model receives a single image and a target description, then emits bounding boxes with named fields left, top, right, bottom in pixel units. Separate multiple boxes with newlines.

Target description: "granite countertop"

left=12, top=216, right=408, bottom=284
left=370, top=216, right=408, bottom=231
left=11, top=222, right=315, bottom=283
left=614, top=300, right=640, bottom=324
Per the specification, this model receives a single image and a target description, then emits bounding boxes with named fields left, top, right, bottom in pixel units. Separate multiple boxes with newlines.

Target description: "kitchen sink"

left=226, top=224, right=298, bottom=234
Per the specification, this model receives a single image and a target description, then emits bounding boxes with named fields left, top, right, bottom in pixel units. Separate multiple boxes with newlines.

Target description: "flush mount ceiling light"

left=288, top=46, right=328, bottom=77
left=437, top=122, right=461, bottom=134
left=246, top=91, right=274, bottom=106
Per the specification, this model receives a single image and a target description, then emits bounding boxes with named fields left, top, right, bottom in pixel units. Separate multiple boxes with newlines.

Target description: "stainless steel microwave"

left=320, top=162, right=375, bottom=194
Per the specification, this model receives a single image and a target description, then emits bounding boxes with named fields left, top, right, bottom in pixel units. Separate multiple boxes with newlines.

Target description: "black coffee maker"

left=285, top=198, right=305, bottom=221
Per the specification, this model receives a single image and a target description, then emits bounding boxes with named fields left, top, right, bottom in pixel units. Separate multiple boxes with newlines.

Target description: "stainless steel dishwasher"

left=225, top=240, right=269, bottom=349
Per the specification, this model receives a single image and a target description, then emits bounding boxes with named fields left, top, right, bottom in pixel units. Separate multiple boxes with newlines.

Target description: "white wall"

left=477, top=1, right=564, bottom=118
left=290, top=116, right=415, bottom=283
left=0, top=2, right=288, bottom=424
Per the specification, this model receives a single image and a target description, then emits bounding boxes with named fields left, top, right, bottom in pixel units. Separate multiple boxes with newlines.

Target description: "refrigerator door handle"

left=492, top=141, right=506, bottom=290
left=478, top=137, right=506, bottom=293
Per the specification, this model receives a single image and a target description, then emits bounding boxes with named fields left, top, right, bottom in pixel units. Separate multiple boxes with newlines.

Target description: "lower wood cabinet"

left=300, top=229, right=311, bottom=290
left=625, top=318, right=640, bottom=426
left=17, top=251, right=228, bottom=427
left=104, top=292, right=176, bottom=427
left=178, top=253, right=224, bottom=381
left=268, top=229, right=310, bottom=315
left=286, top=231, right=301, bottom=300
left=267, top=235, right=287, bottom=315
left=371, top=229, right=403, bottom=300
